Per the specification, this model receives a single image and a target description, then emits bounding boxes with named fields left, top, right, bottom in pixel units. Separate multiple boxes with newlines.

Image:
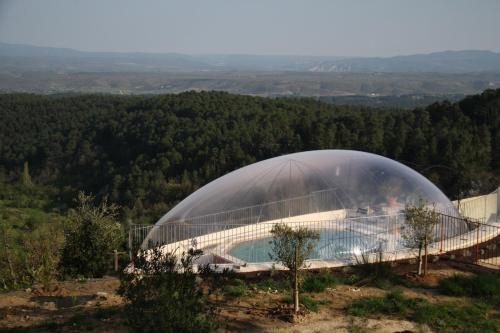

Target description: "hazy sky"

left=0, top=0, right=499, bottom=56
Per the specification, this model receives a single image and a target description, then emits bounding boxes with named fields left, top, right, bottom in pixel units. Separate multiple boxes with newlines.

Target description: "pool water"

left=228, top=230, right=383, bottom=263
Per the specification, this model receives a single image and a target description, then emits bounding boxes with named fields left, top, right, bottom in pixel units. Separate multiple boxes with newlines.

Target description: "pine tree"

left=21, top=161, right=32, bottom=187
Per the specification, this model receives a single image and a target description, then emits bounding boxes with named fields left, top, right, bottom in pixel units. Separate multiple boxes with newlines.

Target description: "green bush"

left=414, top=302, right=498, bottom=333
left=60, top=192, right=123, bottom=278
left=0, top=219, right=64, bottom=291
left=224, top=284, right=247, bottom=298
left=23, top=222, right=65, bottom=290
left=438, top=273, right=500, bottom=305
left=341, top=273, right=362, bottom=285
left=93, top=306, right=120, bottom=320
left=346, top=290, right=424, bottom=317
left=223, top=279, right=247, bottom=298
left=199, top=265, right=238, bottom=298
left=253, top=276, right=290, bottom=292
left=346, top=291, right=500, bottom=333
left=119, top=248, right=217, bottom=333
left=301, top=270, right=339, bottom=293
left=0, top=223, right=25, bottom=289
left=282, top=294, right=324, bottom=312
left=352, top=258, right=403, bottom=289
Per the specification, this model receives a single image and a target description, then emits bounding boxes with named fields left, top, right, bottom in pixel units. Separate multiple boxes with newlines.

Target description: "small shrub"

left=354, top=251, right=390, bottom=275
left=223, top=279, right=247, bottom=298
left=199, top=265, right=238, bottom=298
left=93, top=306, right=120, bottom=320
left=438, top=274, right=469, bottom=296
left=35, top=320, right=59, bottom=331
left=24, top=222, right=64, bottom=291
left=255, top=276, right=289, bottom=292
left=224, top=285, right=247, bottom=298
left=341, top=273, right=362, bottom=285
left=0, top=219, right=64, bottom=291
left=70, top=312, right=87, bottom=326
left=301, top=270, right=339, bottom=293
left=352, top=250, right=403, bottom=289
left=282, top=294, right=322, bottom=312
left=60, top=192, right=123, bottom=278
left=119, top=248, right=217, bottom=333
left=414, top=302, right=498, bottom=333
left=346, top=291, right=500, bottom=333
left=438, top=273, right=500, bottom=305
left=346, top=290, right=425, bottom=317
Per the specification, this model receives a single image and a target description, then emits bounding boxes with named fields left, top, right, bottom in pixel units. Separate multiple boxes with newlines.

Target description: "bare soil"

left=0, top=261, right=486, bottom=333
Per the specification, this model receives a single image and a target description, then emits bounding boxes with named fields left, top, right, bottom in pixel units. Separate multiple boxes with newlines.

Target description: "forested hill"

left=0, top=90, right=499, bottom=223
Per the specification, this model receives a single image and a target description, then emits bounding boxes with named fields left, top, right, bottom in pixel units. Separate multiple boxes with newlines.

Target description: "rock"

left=326, top=287, right=337, bottom=294
left=96, top=292, right=108, bottom=300
left=42, top=302, right=57, bottom=310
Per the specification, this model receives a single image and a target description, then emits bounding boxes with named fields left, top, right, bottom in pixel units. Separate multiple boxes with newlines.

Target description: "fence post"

left=484, top=196, right=487, bottom=222
left=475, top=222, right=480, bottom=262
left=128, top=226, right=133, bottom=260
left=114, top=249, right=119, bottom=272
left=439, top=217, right=444, bottom=253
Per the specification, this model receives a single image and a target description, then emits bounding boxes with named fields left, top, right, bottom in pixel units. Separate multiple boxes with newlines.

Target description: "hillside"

left=1, top=43, right=500, bottom=73
left=1, top=43, right=499, bottom=97
left=1, top=71, right=499, bottom=98
left=309, top=50, right=500, bottom=73
left=0, top=89, right=498, bottom=223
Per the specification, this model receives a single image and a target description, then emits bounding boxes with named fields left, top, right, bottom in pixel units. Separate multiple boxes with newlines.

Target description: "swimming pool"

left=228, top=229, right=385, bottom=263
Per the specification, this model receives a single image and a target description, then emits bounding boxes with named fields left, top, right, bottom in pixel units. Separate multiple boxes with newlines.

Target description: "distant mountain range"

left=1, top=42, right=500, bottom=73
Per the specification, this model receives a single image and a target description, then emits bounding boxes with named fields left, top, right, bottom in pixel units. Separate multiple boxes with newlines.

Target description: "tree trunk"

left=424, top=235, right=428, bottom=276
left=293, top=246, right=299, bottom=313
left=417, top=244, right=422, bottom=276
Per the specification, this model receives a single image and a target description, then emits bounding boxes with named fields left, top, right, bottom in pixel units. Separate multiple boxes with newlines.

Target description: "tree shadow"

left=31, top=295, right=96, bottom=309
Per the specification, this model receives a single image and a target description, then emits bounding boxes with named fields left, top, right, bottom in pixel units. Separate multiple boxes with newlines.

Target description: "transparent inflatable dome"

left=156, top=150, right=457, bottom=227
left=143, top=150, right=466, bottom=257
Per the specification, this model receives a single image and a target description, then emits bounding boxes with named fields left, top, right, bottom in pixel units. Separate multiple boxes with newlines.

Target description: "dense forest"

left=0, top=89, right=499, bottom=223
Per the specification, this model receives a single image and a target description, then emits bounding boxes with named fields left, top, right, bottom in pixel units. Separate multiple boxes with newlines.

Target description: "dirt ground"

left=0, top=278, right=124, bottom=332
left=0, top=261, right=486, bottom=333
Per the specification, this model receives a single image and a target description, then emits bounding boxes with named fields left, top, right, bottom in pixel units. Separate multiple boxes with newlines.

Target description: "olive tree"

left=402, top=201, right=440, bottom=276
left=270, top=224, right=320, bottom=313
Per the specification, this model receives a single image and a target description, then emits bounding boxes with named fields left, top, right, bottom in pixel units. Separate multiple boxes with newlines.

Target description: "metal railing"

left=128, top=188, right=500, bottom=269
left=444, top=220, right=500, bottom=268
left=129, top=212, right=499, bottom=266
